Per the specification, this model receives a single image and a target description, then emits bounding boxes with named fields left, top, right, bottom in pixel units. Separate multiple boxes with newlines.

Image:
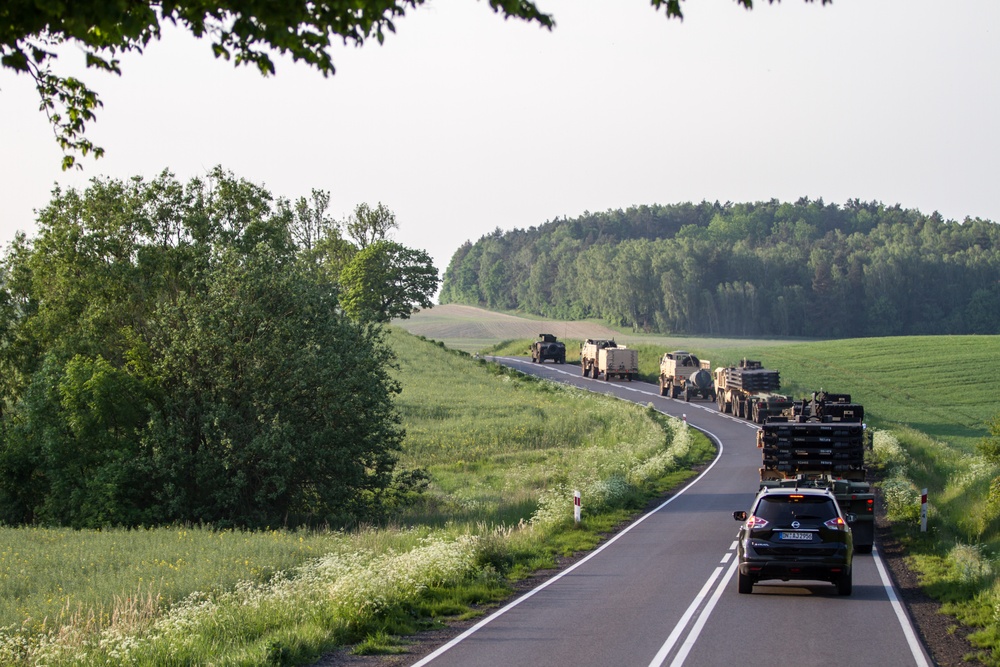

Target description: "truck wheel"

left=738, top=571, right=753, bottom=594
left=582, top=364, right=589, bottom=377
left=659, top=378, right=667, bottom=396
left=684, top=388, right=691, bottom=402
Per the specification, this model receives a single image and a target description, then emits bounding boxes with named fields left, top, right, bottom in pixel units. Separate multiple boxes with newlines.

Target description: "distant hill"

left=438, top=199, right=1000, bottom=338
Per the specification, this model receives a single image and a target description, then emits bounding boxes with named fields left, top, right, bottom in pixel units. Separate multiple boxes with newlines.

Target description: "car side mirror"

left=733, top=510, right=747, bottom=521
left=845, top=513, right=857, bottom=523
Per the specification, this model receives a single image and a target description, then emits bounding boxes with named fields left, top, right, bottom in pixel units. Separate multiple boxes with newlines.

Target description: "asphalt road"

left=412, top=357, right=934, bottom=667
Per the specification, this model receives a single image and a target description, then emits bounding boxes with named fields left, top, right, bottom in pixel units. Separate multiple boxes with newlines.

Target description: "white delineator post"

left=920, top=488, right=928, bottom=532
left=574, top=490, right=581, bottom=525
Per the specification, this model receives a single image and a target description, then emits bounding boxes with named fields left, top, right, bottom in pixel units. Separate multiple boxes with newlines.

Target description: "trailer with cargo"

left=756, top=392, right=874, bottom=553
left=715, top=359, right=794, bottom=424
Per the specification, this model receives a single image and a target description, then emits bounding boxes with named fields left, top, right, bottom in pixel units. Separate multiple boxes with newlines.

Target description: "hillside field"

left=399, top=305, right=1000, bottom=452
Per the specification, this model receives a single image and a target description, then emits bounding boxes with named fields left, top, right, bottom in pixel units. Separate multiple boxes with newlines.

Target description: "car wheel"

left=738, top=570, right=753, bottom=594
left=837, top=570, right=852, bottom=596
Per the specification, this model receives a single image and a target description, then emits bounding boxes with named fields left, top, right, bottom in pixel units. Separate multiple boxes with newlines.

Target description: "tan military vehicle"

left=580, top=338, right=638, bottom=382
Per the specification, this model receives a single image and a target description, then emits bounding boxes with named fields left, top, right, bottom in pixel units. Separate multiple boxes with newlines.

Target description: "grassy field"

left=0, top=329, right=712, bottom=666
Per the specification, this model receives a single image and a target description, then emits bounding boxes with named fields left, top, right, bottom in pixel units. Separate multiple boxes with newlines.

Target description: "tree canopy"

left=2, top=0, right=828, bottom=168
left=0, top=168, right=437, bottom=528
left=440, top=199, right=1000, bottom=338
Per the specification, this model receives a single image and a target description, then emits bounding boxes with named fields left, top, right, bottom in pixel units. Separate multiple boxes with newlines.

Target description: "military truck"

left=580, top=338, right=638, bottom=382
left=714, top=359, right=793, bottom=424
left=756, top=391, right=874, bottom=553
left=658, top=350, right=715, bottom=401
left=531, top=333, right=566, bottom=364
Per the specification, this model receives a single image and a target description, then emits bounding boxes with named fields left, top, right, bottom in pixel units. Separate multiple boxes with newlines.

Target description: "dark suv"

left=733, top=486, right=854, bottom=595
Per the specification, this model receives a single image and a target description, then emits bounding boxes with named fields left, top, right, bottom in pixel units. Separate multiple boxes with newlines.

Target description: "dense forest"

left=440, top=199, right=1000, bottom=337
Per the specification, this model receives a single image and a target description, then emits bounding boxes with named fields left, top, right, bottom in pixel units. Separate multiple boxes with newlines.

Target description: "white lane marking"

left=410, top=429, right=726, bottom=667
left=647, top=542, right=739, bottom=667
left=873, top=545, right=933, bottom=667
left=670, top=558, right=740, bottom=667
left=646, top=566, right=726, bottom=667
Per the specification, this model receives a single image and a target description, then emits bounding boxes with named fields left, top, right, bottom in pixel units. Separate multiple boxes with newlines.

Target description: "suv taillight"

left=824, top=516, right=848, bottom=530
left=746, top=515, right=769, bottom=529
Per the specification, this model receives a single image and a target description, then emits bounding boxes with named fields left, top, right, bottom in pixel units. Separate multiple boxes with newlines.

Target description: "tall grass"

left=0, top=526, right=346, bottom=633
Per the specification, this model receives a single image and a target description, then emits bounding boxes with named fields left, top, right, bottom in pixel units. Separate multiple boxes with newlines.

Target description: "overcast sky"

left=2, top=0, right=998, bottom=287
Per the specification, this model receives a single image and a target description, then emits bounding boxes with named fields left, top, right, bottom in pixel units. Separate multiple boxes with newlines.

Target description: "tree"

left=346, top=201, right=398, bottom=250
left=3, top=1, right=830, bottom=169
left=0, top=168, right=408, bottom=527
left=340, top=240, right=438, bottom=323
left=2, top=0, right=552, bottom=169
left=288, top=189, right=336, bottom=252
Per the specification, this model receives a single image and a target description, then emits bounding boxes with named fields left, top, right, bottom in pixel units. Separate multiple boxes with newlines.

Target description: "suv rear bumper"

left=739, top=559, right=850, bottom=583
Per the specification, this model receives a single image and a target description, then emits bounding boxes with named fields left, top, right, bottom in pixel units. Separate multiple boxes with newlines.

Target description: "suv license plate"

left=779, top=531, right=813, bottom=541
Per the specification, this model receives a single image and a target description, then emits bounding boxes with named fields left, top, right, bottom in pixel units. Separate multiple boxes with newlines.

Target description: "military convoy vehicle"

left=530, top=333, right=566, bottom=364
left=580, top=338, right=638, bottom=382
left=714, top=359, right=793, bottom=424
left=756, top=391, right=874, bottom=553
left=658, top=350, right=715, bottom=401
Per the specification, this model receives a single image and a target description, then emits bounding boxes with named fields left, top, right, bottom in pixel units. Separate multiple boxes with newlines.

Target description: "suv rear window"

left=755, top=495, right=838, bottom=523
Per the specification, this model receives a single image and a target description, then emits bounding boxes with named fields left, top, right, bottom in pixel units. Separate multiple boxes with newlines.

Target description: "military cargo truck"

left=658, top=350, right=715, bottom=401
left=531, top=333, right=566, bottom=364
left=757, top=392, right=874, bottom=553
left=714, top=359, right=793, bottom=423
left=580, top=338, right=638, bottom=382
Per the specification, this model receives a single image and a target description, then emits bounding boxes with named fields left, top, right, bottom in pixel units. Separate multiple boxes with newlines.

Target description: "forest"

left=439, top=198, right=1000, bottom=338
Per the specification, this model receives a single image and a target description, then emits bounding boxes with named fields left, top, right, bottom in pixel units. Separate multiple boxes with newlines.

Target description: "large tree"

left=2, top=0, right=827, bottom=168
left=0, top=168, right=407, bottom=527
left=340, top=240, right=438, bottom=323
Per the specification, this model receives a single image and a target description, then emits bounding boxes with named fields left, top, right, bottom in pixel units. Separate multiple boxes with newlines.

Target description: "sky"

left=2, top=0, right=999, bottom=290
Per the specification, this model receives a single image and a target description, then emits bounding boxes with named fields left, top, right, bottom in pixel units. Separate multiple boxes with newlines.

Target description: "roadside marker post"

left=574, top=490, right=581, bottom=525
left=920, top=488, right=928, bottom=532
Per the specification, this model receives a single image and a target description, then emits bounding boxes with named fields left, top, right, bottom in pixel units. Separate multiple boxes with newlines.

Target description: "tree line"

left=0, top=168, right=437, bottom=528
left=439, top=198, right=1000, bottom=338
